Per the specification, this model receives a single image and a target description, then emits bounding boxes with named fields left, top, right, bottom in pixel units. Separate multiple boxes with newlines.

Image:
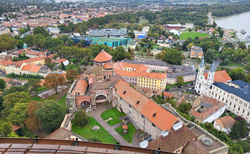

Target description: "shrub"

left=73, top=110, right=89, bottom=127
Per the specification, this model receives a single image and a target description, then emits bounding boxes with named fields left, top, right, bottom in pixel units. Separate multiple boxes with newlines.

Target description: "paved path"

left=111, top=122, right=124, bottom=129
left=87, top=104, right=131, bottom=146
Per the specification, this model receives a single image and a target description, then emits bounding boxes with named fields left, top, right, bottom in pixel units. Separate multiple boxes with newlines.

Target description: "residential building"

left=207, top=80, right=250, bottom=123
left=195, top=58, right=231, bottom=95
left=137, top=72, right=167, bottom=90
left=25, top=50, right=46, bottom=58
left=214, top=116, right=235, bottom=134
left=189, top=95, right=226, bottom=124
left=190, top=46, right=203, bottom=59
left=46, top=27, right=61, bottom=34
left=70, top=36, right=93, bottom=46
left=88, top=28, right=127, bottom=37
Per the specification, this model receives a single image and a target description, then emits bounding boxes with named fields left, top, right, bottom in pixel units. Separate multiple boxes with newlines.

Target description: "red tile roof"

left=189, top=96, right=226, bottom=121
left=12, top=125, right=21, bottom=132
left=0, top=60, right=13, bottom=66
left=163, top=92, right=173, bottom=98
left=115, top=70, right=140, bottom=77
left=139, top=72, right=167, bottom=80
left=71, top=79, right=88, bottom=96
left=114, top=80, right=177, bottom=131
left=148, top=125, right=197, bottom=152
left=103, top=63, right=113, bottom=70
left=93, top=50, right=112, bottom=63
left=204, top=70, right=231, bottom=83
left=215, top=116, right=235, bottom=129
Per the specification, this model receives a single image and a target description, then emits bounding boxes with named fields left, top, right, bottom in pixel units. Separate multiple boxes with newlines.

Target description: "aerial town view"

left=0, top=0, right=250, bottom=153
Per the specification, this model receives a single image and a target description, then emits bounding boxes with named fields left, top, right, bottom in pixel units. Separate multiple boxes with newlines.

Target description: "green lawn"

left=166, top=85, right=172, bottom=89
left=139, top=18, right=149, bottom=24
left=58, top=94, right=67, bottom=107
left=180, top=32, right=209, bottom=40
left=167, top=81, right=193, bottom=87
left=226, top=61, right=245, bottom=68
left=185, top=91, right=191, bottom=94
left=101, top=108, right=126, bottom=126
left=72, top=116, right=116, bottom=144
left=115, top=123, right=136, bottom=143
left=37, top=86, right=47, bottom=93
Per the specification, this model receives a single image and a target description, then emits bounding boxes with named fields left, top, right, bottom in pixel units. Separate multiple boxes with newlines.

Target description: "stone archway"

left=96, top=95, right=106, bottom=101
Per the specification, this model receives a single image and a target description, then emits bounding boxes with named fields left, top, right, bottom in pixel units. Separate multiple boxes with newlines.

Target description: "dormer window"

left=123, top=91, right=126, bottom=95
left=153, top=113, right=157, bottom=117
left=137, top=101, right=140, bottom=105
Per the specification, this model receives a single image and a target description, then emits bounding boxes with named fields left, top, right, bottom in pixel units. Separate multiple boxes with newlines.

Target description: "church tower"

left=207, top=60, right=215, bottom=86
left=195, top=57, right=205, bottom=94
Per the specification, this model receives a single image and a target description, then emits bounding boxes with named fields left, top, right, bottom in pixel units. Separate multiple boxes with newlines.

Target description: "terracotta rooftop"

left=93, top=50, right=112, bottom=63
left=183, top=140, right=209, bottom=154
left=46, top=127, right=87, bottom=141
left=204, top=70, right=231, bottom=83
left=189, top=96, right=226, bottom=121
left=71, top=79, right=88, bottom=96
left=139, top=72, right=167, bottom=80
left=103, top=62, right=113, bottom=70
left=163, top=92, right=173, bottom=98
left=114, top=80, right=177, bottom=131
left=0, top=60, right=13, bottom=66
left=115, top=70, right=141, bottom=77
left=148, top=124, right=197, bottom=152
left=11, top=125, right=21, bottom=132
left=214, top=116, right=235, bottom=129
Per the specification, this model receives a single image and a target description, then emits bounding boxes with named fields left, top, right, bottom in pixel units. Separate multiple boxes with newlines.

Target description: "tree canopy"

left=161, top=48, right=183, bottom=65
left=35, top=101, right=65, bottom=133
left=44, top=73, right=66, bottom=93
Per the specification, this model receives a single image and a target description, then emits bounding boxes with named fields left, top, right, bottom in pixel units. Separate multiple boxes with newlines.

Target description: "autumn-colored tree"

left=45, top=57, right=52, bottom=65
left=25, top=101, right=42, bottom=131
left=44, top=73, right=66, bottom=93
left=66, top=69, right=78, bottom=83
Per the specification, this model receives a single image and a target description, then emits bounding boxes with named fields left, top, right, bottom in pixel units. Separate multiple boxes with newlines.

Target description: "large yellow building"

left=114, top=62, right=167, bottom=90
left=137, top=72, right=167, bottom=90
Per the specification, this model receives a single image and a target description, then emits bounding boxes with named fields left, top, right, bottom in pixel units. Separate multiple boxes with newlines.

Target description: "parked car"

left=178, top=86, right=182, bottom=88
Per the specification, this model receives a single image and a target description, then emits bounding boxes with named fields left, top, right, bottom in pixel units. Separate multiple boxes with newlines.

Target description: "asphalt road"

left=167, top=84, right=196, bottom=94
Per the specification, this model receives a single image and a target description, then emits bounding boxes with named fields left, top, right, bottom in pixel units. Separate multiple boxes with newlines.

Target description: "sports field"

left=180, top=32, right=209, bottom=40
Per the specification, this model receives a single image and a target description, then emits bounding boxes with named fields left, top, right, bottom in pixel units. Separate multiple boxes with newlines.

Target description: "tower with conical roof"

left=207, top=60, right=215, bottom=86
left=195, top=57, right=205, bottom=94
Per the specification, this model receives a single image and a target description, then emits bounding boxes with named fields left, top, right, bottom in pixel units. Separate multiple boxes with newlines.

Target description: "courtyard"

left=72, top=103, right=141, bottom=146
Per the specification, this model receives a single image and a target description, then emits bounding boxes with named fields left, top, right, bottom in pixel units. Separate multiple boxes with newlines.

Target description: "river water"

left=213, top=11, right=250, bottom=42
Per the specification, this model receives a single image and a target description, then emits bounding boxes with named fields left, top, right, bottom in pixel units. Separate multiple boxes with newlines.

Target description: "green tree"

left=135, top=45, right=139, bottom=51
left=35, top=101, right=65, bottom=133
left=17, top=40, right=24, bottom=49
left=176, top=76, right=184, bottom=86
left=61, top=62, right=65, bottom=70
left=229, top=67, right=245, bottom=80
left=162, top=48, right=183, bottom=65
left=111, top=46, right=131, bottom=62
left=233, top=48, right=248, bottom=62
left=142, top=47, right=147, bottom=53
left=205, top=49, right=218, bottom=64
left=33, top=26, right=49, bottom=37
left=178, top=103, right=191, bottom=114
left=245, top=63, right=250, bottom=72
left=212, top=21, right=217, bottom=28
left=0, top=78, right=6, bottom=90
left=7, top=103, right=29, bottom=129
left=1, top=91, right=30, bottom=116
left=3, top=86, right=27, bottom=96
left=0, top=122, right=12, bottom=137
left=247, top=73, right=250, bottom=83
left=73, top=110, right=89, bottom=127
left=230, top=116, right=249, bottom=139
left=129, top=18, right=136, bottom=23
left=66, top=69, right=78, bottom=83
left=24, top=79, right=41, bottom=94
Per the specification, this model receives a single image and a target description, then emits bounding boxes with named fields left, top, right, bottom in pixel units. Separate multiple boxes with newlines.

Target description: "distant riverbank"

left=212, top=11, right=250, bottom=43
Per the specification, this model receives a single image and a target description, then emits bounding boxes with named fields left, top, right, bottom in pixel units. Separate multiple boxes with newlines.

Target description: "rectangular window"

left=141, top=114, right=144, bottom=118
left=152, top=123, right=155, bottom=127
left=129, top=105, right=131, bottom=108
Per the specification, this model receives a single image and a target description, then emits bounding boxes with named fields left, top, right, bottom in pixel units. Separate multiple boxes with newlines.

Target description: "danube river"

left=213, top=11, right=250, bottom=42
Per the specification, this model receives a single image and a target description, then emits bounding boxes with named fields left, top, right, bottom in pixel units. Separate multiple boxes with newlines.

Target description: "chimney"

left=161, top=129, right=169, bottom=137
